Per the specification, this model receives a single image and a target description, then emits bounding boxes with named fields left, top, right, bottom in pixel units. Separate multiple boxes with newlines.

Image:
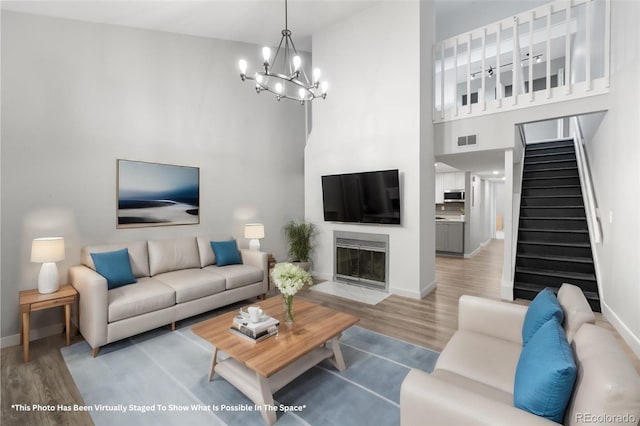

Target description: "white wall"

left=581, top=0, right=640, bottom=355
left=523, top=119, right=562, bottom=142
left=305, top=1, right=436, bottom=298
left=0, top=12, right=306, bottom=341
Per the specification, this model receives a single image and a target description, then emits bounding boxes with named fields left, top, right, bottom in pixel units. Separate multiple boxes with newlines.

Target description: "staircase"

left=515, top=138, right=600, bottom=311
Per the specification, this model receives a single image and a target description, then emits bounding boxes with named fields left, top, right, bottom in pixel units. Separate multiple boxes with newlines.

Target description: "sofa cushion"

left=522, top=288, right=564, bottom=346
left=108, top=277, right=175, bottom=322
left=557, top=283, right=596, bottom=343
left=565, top=323, right=640, bottom=425
left=210, top=240, right=242, bottom=267
left=82, top=241, right=150, bottom=278
left=431, top=370, right=513, bottom=405
left=434, top=330, right=522, bottom=394
left=148, top=237, right=200, bottom=276
left=514, top=317, right=577, bottom=423
left=154, top=268, right=226, bottom=303
left=205, top=264, right=263, bottom=290
left=196, top=234, right=233, bottom=267
left=90, top=248, right=137, bottom=290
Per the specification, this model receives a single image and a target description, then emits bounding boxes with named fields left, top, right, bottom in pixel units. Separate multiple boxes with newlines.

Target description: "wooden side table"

left=19, top=284, right=77, bottom=362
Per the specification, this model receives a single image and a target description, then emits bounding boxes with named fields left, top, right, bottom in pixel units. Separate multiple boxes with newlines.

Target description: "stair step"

left=521, top=216, right=586, bottom=221
left=519, top=227, right=588, bottom=233
left=520, top=195, right=583, bottom=206
left=516, top=267, right=595, bottom=281
left=517, top=240, right=592, bottom=258
left=526, top=139, right=573, bottom=149
left=525, top=151, right=576, bottom=160
left=523, top=185, right=581, bottom=190
left=520, top=205, right=584, bottom=209
left=522, top=176, right=579, bottom=181
left=524, top=166, right=578, bottom=173
left=516, top=253, right=593, bottom=264
left=524, top=159, right=578, bottom=171
left=525, top=158, right=578, bottom=166
left=518, top=240, right=590, bottom=248
left=516, top=253, right=595, bottom=274
left=513, top=282, right=600, bottom=312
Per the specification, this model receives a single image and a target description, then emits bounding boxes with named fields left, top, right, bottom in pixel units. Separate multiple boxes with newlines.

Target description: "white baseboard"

left=464, top=246, right=481, bottom=258
left=1, top=323, right=64, bottom=349
left=601, top=300, right=640, bottom=358
left=311, top=271, right=332, bottom=281
left=501, top=279, right=514, bottom=301
left=390, top=279, right=437, bottom=300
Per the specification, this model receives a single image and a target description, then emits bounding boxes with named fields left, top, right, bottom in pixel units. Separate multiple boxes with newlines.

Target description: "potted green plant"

left=283, top=220, right=315, bottom=271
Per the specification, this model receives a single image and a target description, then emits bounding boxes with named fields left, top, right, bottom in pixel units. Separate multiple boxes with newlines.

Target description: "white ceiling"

left=1, top=0, right=385, bottom=51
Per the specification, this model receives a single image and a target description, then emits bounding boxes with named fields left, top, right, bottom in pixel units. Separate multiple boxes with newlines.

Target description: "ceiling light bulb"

left=501, top=176, right=506, bottom=180
left=275, top=82, right=283, bottom=94
left=238, top=59, right=247, bottom=75
left=321, top=81, right=328, bottom=94
left=293, top=56, right=301, bottom=71
left=298, top=88, right=305, bottom=99
left=262, top=47, right=271, bottom=63
left=536, top=56, right=541, bottom=63
left=493, top=170, right=499, bottom=175
left=313, top=68, right=321, bottom=83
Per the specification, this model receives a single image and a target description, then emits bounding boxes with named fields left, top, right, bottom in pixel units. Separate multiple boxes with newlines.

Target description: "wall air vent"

left=457, top=134, right=478, bottom=147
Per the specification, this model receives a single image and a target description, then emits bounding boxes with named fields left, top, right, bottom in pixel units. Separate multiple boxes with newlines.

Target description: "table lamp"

left=244, top=224, right=265, bottom=251
left=31, top=237, right=65, bottom=294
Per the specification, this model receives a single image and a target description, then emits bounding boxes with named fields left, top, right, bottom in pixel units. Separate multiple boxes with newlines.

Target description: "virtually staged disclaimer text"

left=11, top=403, right=306, bottom=414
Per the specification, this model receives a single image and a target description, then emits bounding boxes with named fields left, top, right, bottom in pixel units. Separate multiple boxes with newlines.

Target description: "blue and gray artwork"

left=117, top=160, right=199, bottom=227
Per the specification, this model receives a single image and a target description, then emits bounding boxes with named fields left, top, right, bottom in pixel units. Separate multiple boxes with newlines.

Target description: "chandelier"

left=237, top=0, right=328, bottom=105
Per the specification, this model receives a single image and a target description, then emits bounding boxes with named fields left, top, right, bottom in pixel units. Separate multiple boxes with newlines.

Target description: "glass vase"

left=283, top=295, right=294, bottom=325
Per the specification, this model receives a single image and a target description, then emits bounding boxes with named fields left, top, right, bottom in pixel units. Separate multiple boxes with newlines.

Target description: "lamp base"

left=249, top=239, right=261, bottom=251
left=38, top=262, right=60, bottom=294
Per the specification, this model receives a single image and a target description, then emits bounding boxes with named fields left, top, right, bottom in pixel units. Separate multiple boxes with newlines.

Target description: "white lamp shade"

left=31, top=237, right=65, bottom=263
left=244, top=224, right=265, bottom=239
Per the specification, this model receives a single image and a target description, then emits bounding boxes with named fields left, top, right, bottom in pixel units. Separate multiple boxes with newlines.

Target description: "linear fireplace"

left=334, top=231, right=389, bottom=292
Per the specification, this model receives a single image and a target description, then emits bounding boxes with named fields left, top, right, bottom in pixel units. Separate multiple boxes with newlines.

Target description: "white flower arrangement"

left=271, top=262, right=313, bottom=297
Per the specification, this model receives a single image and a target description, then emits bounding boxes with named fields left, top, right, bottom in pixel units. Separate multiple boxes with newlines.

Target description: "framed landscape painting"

left=117, top=160, right=200, bottom=228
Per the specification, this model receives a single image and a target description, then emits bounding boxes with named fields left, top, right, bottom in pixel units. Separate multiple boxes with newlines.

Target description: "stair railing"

left=508, top=126, right=527, bottom=299
left=571, top=116, right=602, bottom=244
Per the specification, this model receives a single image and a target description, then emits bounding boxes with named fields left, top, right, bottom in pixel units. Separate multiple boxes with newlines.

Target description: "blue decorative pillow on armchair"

left=522, top=287, right=564, bottom=345
left=210, top=240, right=242, bottom=266
left=514, top=317, right=577, bottom=423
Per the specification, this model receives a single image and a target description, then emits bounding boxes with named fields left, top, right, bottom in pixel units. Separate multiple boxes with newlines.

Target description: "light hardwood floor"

left=2, top=239, right=638, bottom=425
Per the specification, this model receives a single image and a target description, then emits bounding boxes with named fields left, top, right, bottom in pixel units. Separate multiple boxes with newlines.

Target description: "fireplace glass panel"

left=359, top=250, right=386, bottom=283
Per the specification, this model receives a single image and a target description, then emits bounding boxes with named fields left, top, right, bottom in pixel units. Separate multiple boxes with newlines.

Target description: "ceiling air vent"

left=457, top=136, right=467, bottom=146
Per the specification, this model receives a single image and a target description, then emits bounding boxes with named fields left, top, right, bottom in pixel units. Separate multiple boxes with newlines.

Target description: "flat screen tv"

left=321, top=169, right=401, bottom=225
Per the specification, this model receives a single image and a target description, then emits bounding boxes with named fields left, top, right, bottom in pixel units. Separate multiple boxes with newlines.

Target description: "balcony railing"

left=433, top=0, right=610, bottom=123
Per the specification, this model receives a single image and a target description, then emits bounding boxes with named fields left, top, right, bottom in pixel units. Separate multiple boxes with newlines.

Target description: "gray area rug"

left=61, top=320, right=438, bottom=426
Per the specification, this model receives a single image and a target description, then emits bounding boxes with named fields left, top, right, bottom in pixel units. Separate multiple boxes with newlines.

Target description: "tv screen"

left=321, top=169, right=401, bottom=225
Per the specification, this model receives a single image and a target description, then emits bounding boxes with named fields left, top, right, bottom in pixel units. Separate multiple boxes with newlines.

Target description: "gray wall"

left=1, top=12, right=306, bottom=340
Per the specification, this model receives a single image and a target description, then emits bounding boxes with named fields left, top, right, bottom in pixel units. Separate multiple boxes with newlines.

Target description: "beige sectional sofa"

left=400, top=283, right=640, bottom=425
left=70, top=235, right=268, bottom=356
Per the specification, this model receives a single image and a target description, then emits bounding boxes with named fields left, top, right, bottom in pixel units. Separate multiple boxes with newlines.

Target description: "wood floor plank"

left=1, top=238, right=637, bottom=426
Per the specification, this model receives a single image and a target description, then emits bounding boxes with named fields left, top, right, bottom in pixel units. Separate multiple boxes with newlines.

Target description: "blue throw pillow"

left=90, top=248, right=137, bottom=290
left=522, top=288, right=564, bottom=345
left=514, top=317, right=577, bottom=423
left=210, top=240, right=242, bottom=266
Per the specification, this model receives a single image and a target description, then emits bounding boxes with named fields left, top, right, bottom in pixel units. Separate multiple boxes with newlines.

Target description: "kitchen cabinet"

left=436, top=221, right=464, bottom=255
left=443, top=173, right=456, bottom=191
left=455, top=172, right=466, bottom=191
left=435, top=174, right=444, bottom=204
left=438, top=172, right=466, bottom=192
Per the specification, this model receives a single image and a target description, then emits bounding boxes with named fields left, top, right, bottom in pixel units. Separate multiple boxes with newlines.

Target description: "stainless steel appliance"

left=444, top=190, right=465, bottom=202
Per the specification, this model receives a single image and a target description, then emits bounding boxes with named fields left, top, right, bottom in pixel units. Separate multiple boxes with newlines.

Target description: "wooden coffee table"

left=191, top=296, right=359, bottom=425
